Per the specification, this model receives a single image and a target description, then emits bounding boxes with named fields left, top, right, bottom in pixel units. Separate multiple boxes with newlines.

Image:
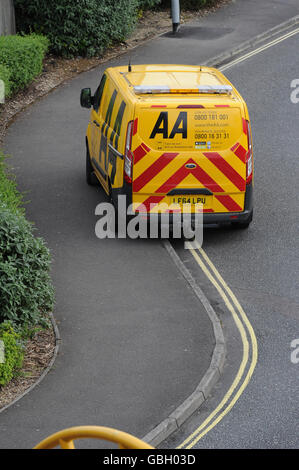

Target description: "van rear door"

left=131, top=105, right=248, bottom=214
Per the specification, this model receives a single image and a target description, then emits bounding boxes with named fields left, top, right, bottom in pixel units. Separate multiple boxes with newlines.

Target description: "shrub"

left=0, top=151, right=25, bottom=215
left=14, top=0, right=139, bottom=57
left=0, top=322, right=24, bottom=386
left=0, top=34, right=49, bottom=94
left=139, top=0, right=161, bottom=9
left=0, top=206, right=54, bottom=328
left=0, top=64, right=11, bottom=99
left=181, top=0, right=214, bottom=8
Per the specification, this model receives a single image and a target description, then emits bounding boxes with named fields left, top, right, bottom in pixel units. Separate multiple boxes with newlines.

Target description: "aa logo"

left=150, top=111, right=187, bottom=139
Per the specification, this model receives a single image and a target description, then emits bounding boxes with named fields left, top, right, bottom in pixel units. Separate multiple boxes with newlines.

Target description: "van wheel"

left=86, top=145, right=97, bottom=186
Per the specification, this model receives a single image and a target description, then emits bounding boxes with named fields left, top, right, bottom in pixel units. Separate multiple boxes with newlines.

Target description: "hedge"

left=0, top=34, right=49, bottom=94
left=0, top=151, right=54, bottom=328
left=0, top=322, right=24, bottom=386
left=139, top=0, right=161, bottom=8
left=179, top=0, right=215, bottom=8
left=0, top=64, right=11, bottom=99
left=141, top=0, right=216, bottom=9
left=0, top=151, right=54, bottom=389
left=0, top=152, right=24, bottom=215
left=14, top=0, right=140, bottom=57
left=0, top=205, right=55, bottom=328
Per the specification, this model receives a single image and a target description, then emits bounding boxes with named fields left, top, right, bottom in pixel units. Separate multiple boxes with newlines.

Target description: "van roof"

left=107, top=65, right=242, bottom=105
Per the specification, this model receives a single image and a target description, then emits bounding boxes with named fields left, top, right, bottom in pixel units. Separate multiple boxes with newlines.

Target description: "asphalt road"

left=0, top=0, right=298, bottom=449
left=163, top=31, right=299, bottom=449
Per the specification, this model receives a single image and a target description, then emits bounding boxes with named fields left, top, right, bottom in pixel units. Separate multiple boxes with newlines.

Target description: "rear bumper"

left=145, top=184, right=253, bottom=226
left=202, top=208, right=252, bottom=225
left=203, top=182, right=253, bottom=224
left=147, top=209, right=252, bottom=227
left=114, top=183, right=253, bottom=226
left=191, top=183, right=253, bottom=225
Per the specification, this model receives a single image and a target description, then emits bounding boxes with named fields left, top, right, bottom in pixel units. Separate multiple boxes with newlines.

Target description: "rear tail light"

left=246, top=120, right=253, bottom=185
left=124, top=120, right=134, bottom=184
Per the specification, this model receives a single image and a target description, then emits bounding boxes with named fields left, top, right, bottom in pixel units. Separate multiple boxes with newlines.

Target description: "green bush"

left=0, top=322, right=24, bottom=386
left=181, top=0, right=213, bottom=8
left=0, top=64, right=11, bottom=99
left=0, top=34, right=49, bottom=94
left=0, top=206, right=54, bottom=328
left=0, top=152, right=25, bottom=215
left=139, top=0, right=161, bottom=9
left=14, top=0, right=139, bottom=57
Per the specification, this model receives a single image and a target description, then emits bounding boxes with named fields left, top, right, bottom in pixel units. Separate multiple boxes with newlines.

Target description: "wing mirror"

left=80, top=88, right=94, bottom=108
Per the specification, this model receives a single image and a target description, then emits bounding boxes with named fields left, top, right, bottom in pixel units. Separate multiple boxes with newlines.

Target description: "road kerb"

left=142, top=241, right=226, bottom=446
left=143, top=418, right=178, bottom=449
left=204, top=14, right=299, bottom=68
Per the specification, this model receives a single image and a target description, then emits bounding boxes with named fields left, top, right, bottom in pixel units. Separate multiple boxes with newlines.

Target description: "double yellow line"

left=178, top=242, right=258, bottom=449
left=219, top=27, right=299, bottom=72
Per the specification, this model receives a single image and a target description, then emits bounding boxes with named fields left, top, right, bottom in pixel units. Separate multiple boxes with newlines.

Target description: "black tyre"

left=86, top=144, right=98, bottom=186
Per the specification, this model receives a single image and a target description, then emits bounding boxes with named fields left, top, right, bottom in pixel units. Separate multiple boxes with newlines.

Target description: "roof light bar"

left=133, top=84, right=232, bottom=95
left=134, top=85, right=170, bottom=94
left=197, top=85, right=232, bottom=94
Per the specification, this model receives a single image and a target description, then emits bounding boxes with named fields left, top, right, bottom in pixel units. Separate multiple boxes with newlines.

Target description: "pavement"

left=1, top=0, right=299, bottom=449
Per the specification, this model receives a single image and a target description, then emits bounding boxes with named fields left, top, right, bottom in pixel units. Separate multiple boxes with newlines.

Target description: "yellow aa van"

left=80, top=65, right=253, bottom=228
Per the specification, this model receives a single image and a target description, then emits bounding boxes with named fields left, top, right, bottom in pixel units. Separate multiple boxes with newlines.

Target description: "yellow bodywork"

left=86, top=65, right=252, bottom=215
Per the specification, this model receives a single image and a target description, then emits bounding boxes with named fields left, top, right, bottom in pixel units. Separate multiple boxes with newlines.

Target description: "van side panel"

left=90, top=72, right=133, bottom=191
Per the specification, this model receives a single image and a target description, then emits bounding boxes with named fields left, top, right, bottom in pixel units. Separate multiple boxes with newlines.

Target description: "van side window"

left=93, top=74, right=107, bottom=113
